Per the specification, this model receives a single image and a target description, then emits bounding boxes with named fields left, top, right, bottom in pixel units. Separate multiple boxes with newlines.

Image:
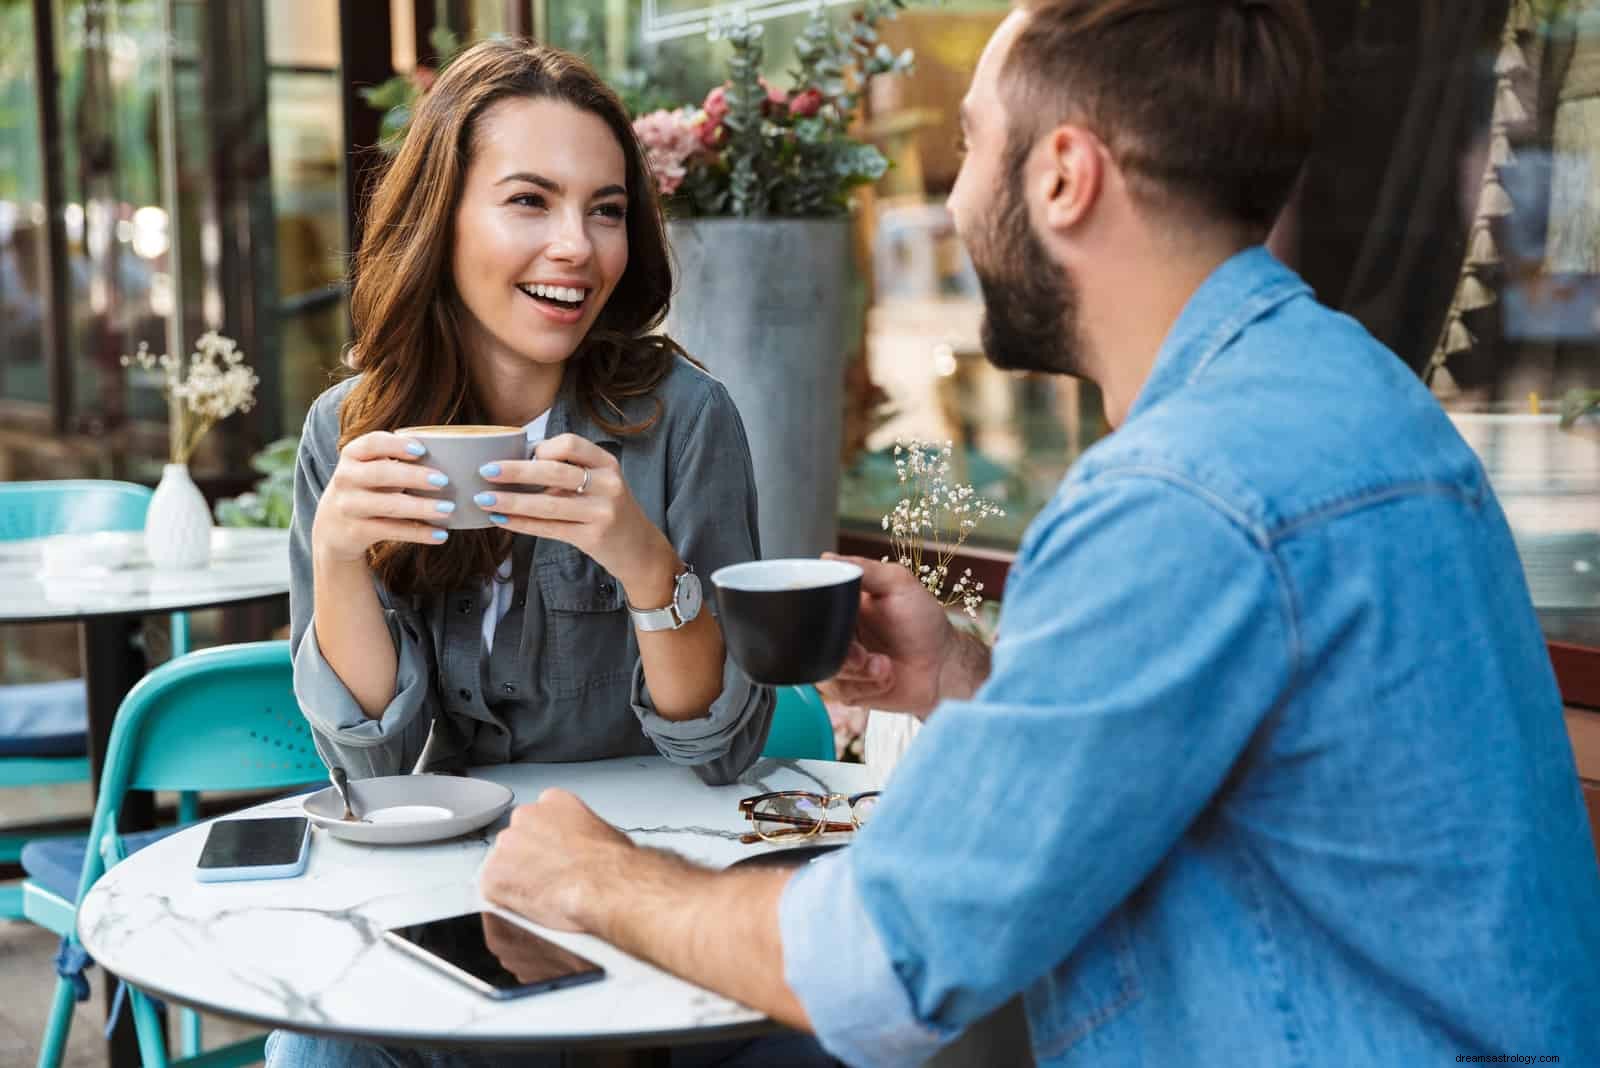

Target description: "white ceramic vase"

left=145, top=462, right=213, bottom=570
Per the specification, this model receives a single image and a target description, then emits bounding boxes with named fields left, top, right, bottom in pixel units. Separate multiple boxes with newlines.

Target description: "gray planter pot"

left=665, top=218, right=853, bottom=561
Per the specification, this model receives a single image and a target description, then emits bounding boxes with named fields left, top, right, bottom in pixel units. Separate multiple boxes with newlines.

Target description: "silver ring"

left=576, top=468, right=591, bottom=495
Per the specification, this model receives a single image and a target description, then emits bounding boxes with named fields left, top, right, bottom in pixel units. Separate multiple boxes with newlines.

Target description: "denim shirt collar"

left=1125, top=246, right=1310, bottom=422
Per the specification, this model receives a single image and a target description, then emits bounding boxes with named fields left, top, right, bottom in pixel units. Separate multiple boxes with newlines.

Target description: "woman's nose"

left=546, top=212, right=593, bottom=263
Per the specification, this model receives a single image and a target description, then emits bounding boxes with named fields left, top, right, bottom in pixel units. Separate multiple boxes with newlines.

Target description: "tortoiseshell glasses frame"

left=738, top=790, right=882, bottom=845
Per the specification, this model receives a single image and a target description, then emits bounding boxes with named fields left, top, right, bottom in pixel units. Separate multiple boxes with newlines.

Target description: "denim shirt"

left=289, top=357, right=774, bottom=784
left=781, top=249, right=1600, bottom=1066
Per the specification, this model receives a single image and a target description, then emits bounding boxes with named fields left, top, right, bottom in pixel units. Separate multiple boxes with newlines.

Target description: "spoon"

left=329, top=765, right=360, bottom=822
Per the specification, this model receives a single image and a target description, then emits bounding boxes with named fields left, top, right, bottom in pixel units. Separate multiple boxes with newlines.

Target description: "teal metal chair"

left=0, top=480, right=192, bottom=919
left=761, top=685, right=836, bottom=761
left=20, top=640, right=321, bottom=1068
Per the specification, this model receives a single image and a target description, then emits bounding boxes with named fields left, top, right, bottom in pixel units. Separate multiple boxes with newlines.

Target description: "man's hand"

left=480, top=789, right=633, bottom=932
left=817, top=554, right=989, bottom=718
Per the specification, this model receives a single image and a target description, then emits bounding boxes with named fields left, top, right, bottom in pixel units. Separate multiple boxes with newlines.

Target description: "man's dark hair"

left=1003, top=0, right=1322, bottom=235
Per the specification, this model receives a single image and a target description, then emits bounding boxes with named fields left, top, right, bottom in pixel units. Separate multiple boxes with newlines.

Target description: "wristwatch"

left=626, top=565, right=703, bottom=631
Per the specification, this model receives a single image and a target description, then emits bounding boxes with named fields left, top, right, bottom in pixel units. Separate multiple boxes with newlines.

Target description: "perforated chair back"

left=762, top=685, right=836, bottom=761
left=0, top=480, right=152, bottom=541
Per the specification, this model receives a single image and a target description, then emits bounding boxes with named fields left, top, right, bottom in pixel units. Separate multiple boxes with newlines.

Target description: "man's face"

left=948, top=11, right=1087, bottom=378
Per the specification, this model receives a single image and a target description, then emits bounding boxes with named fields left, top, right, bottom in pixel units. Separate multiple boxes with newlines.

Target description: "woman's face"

left=452, top=96, right=630, bottom=372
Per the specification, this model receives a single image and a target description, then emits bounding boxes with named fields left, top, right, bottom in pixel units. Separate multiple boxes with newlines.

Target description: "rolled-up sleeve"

left=288, top=387, right=438, bottom=779
left=630, top=379, right=773, bottom=785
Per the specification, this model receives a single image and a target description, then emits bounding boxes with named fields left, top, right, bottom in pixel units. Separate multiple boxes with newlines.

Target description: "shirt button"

left=458, top=688, right=471, bottom=701
left=513, top=596, right=525, bottom=608
left=457, top=599, right=472, bottom=615
left=503, top=683, right=516, bottom=694
left=599, top=581, right=614, bottom=596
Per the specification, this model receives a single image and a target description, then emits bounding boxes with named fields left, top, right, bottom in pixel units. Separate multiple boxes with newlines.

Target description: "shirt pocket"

left=536, top=546, right=632, bottom=698
left=1022, top=910, right=1143, bottom=1061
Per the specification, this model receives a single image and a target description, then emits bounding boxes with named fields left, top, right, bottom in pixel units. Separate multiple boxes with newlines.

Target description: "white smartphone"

left=384, top=911, right=606, bottom=1000
left=194, top=816, right=311, bottom=883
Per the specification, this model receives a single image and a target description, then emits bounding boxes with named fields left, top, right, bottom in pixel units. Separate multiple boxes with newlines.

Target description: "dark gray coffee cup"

left=396, top=425, right=531, bottom=530
left=710, top=559, right=863, bottom=685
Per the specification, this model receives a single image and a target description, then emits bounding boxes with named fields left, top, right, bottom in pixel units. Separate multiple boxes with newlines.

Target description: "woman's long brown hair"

left=338, top=41, right=685, bottom=597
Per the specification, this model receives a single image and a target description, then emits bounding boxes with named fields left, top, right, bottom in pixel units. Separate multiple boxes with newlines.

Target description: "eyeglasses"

left=738, top=790, right=882, bottom=845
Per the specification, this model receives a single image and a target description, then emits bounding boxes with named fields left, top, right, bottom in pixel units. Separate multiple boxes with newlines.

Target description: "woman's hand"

left=473, top=433, right=678, bottom=601
left=310, top=432, right=454, bottom=563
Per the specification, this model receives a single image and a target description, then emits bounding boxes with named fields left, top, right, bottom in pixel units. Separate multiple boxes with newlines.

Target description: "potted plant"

left=121, top=332, right=259, bottom=569
left=632, top=2, right=912, bottom=560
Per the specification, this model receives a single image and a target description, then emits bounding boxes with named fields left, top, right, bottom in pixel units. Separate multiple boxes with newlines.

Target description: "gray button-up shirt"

left=289, top=357, right=774, bottom=785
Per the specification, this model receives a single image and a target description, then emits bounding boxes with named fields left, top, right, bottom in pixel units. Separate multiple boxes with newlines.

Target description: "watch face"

left=676, top=571, right=704, bottom=622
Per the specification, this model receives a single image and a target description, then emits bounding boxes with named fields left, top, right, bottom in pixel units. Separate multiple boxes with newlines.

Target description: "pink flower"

left=788, top=88, right=823, bottom=119
left=631, top=109, right=703, bottom=196
left=702, top=85, right=729, bottom=125
left=410, top=65, right=436, bottom=94
left=758, top=78, right=787, bottom=116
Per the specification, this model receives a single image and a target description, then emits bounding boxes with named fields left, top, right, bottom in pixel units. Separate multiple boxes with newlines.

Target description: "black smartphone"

left=384, top=911, right=606, bottom=1000
left=194, top=816, right=312, bottom=883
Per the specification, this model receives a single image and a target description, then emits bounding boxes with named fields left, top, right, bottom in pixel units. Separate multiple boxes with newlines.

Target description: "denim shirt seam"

left=665, top=382, right=716, bottom=477
left=1232, top=835, right=1312, bottom=1068
left=1183, top=277, right=1309, bottom=387
left=1264, top=480, right=1486, bottom=545
left=1079, top=462, right=1305, bottom=726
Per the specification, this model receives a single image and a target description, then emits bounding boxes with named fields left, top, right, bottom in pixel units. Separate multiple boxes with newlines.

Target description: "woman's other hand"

left=472, top=432, right=677, bottom=601
left=310, top=432, right=454, bottom=563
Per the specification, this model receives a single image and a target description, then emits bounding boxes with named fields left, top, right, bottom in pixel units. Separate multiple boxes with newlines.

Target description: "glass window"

left=265, top=0, right=348, bottom=427
left=0, top=0, right=50, bottom=406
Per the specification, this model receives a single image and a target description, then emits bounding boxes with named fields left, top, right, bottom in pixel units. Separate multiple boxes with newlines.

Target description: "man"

left=482, top=1, right=1600, bottom=1064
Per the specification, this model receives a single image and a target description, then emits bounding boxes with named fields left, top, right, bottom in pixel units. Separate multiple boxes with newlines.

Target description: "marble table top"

left=0, top=528, right=290, bottom=623
left=77, top=755, right=882, bottom=1049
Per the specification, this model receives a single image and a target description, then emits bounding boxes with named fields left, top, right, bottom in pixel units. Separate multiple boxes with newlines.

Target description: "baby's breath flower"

left=881, top=438, right=1005, bottom=619
left=120, top=332, right=257, bottom=465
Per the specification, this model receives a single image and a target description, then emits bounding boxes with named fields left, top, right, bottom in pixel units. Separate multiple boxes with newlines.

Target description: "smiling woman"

left=276, top=42, right=799, bottom=1066
left=285, top=40, right=775, bottom=824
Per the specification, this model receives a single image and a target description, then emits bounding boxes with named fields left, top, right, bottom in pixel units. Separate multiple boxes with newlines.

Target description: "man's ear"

left=1039, top=124, right=1102, bottom=232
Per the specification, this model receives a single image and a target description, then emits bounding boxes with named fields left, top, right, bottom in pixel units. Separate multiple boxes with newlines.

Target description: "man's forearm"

left=576, top=844, right=810, bottom=1028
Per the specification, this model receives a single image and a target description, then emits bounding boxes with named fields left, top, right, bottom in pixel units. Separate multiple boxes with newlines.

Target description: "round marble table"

left=77, top=754, right=881, bottom=1052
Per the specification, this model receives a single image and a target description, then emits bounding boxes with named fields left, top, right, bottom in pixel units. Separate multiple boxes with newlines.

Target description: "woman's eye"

left=509, top=193, right=546, bottom=209
left=593, top=203, right=626, bottom=221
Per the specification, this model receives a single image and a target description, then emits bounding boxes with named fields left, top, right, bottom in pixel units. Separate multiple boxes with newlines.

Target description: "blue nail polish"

left=489, top=513, right=508, bottom=525
left=435, top=501, right=456, bottom=514
left=428, top=473, right=449, bottom=487
left=405, top=441, right=426, bottom=456
left=474, top=492, right=496, bottom=507
left=431, top=529, right=449, bottom=541
left=479, top=462, right=501, bottom=477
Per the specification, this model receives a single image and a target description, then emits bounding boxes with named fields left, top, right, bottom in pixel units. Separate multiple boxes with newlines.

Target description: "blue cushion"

left=21, top=827, right=180, bottom=903
left=0, top=678, right=88, bottom=757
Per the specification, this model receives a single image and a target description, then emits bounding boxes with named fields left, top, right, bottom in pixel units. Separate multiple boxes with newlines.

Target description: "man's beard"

left=969, top=168, right=1086, bottom=378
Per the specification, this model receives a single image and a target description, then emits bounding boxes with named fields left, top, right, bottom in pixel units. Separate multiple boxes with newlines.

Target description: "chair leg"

left=180, top=1004, right=202, bottom=1058
left=34, top=976, right=77, bottom=1068
left=129, top=986, right=172, bottom=1068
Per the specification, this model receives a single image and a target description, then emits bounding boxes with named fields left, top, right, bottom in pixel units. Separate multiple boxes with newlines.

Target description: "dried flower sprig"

left=881, top=439, right=1005, bottom=618
left=122, top=331, right=259, bottom=465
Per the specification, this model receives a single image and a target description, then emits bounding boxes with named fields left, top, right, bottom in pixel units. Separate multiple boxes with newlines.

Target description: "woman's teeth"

left=519, top=283, right=587, bottom=309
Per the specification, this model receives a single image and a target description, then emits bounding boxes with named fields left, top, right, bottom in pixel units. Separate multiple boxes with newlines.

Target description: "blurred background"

left=0, top=0, right=1596, bottom=670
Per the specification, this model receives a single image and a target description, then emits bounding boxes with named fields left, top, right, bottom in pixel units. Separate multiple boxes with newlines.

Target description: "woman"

left=270, top=38, right=832, bottom=1068
left=287, top=40, right=772, bottom=786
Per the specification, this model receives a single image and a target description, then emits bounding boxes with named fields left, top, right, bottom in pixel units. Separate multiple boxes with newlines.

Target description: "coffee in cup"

left=396, top=424, right=530, bottom=530
left=710, top=559, right=863, bottom=685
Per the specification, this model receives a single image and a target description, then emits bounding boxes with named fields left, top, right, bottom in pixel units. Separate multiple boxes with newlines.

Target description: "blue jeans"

left=264, top=1029, right=840, bottom=1067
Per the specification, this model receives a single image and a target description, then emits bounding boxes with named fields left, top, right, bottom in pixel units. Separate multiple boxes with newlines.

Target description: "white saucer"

left=302, top=774, right=514, bottom=844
